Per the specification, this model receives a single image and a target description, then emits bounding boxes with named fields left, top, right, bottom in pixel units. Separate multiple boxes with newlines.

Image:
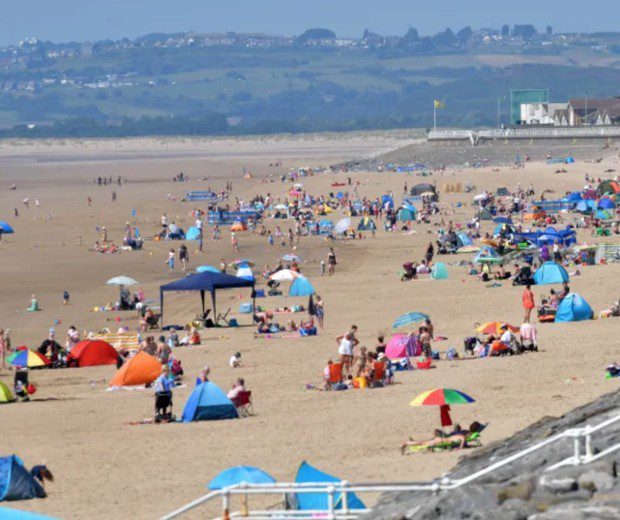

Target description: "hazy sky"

left=2, top=0, right=619, bottom=46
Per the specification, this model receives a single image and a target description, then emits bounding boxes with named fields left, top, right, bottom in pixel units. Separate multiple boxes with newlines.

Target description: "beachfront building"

left=519, top=102, right=569, bottom=125
left=568, top=98, right=620, bottom=126
left=516, top=96, right=620, bottom=126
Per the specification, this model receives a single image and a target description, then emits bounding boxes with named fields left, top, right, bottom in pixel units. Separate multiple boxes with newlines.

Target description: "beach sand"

left=0, top=134, right=619, bottom=519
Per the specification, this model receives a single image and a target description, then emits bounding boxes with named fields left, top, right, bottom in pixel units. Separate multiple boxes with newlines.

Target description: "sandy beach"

left=1, top=133, right=619, bottom=520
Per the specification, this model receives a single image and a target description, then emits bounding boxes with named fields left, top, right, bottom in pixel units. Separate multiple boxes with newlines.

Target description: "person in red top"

left=522, top=284, right=535, bottom=323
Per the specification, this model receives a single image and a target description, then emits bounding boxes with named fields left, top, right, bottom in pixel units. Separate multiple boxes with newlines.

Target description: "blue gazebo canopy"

left=159, top=272, right=254, bottom=324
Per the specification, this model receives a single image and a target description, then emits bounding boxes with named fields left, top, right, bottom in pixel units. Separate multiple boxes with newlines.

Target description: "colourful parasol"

left=7, top=350, right=51, bottom=368
left=410, top=388, right=475, bottom=427
left=476, top=322, right=519, bottom=335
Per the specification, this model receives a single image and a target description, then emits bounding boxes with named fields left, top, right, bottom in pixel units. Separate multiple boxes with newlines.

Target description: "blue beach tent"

left=397, top=204, right=416, bottom=222
left=555, top=294, right=593, bottom=323
left=0, top=508, right=56, bottom=519
left=185, top=226, right=201, bottom=240
left=0, top=456, right=46, bottom=502
left=533, top=262, right=569, bottom=285
left=182, top=381, right=238, bottom=422
left=293, top=461, right=365, bottom=511
left=0, top=221, right=14, bottom=234
left=289, top=276, right=315, bottom=297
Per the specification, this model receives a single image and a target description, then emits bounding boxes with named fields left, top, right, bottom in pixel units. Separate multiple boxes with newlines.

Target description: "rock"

left=497, top=480, right=535, bottom=503
left=538, top=475, right=577, bottom=493
left=578, top=470, right=615, bottom=492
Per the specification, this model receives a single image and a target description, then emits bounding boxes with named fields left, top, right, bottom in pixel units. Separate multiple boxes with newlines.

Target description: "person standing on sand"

left=327, top=247, right=337, bottom=276
left=179, top=244, right=189, bottom=270
left=231, top=232, right=240, bottom=252
left=167, top=248, right=175, bottom=271
left=0, top=329, right=6, bottom=370
left=315, top=295, right=324, bottom=329
left=522, top=284, right=535, bottom=323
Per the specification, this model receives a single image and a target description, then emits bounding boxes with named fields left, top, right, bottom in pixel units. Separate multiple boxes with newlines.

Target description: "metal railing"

left=161, top=412, right=620, bottom=520
left=428, top=126, right=620, bottom=142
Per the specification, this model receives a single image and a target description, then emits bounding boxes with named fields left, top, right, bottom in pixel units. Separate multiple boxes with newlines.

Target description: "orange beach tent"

left=109, top=351, right=161, bottom=387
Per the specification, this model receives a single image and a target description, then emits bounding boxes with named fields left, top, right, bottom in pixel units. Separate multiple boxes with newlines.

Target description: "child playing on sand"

left=167, top=249, right=175, bottom=271
left=63, top=291, right=70, bottom=305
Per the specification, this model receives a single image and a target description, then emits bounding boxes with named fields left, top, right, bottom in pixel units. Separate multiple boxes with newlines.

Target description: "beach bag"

left=239, top=303, right=253, bottom=314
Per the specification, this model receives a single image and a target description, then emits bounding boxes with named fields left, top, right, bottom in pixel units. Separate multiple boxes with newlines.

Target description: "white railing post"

left=341, top=480, right=349, bottom=515
left=573, top=435, right=582, bottom=465
left=585, top=426, right=593, bottom=460
left=327, top=485, right=335, bottom=519
left=223, top=490, right=230, bottom=519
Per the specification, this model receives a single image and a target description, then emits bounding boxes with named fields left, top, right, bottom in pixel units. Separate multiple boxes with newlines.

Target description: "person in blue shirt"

left=154, top=364, right=173, bottom=422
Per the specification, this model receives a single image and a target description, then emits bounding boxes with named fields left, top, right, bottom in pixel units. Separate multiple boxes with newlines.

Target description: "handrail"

left=161, top=412, right=620, bottom=519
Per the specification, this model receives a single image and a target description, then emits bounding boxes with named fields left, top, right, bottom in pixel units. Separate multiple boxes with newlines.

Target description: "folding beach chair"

left=234, top=390, right=254, bottom=417
left=216, top=308, right=231, bottom=326
left=373, top=361, right=386, bottom=383
left=328, top=363, right=343, bottom=386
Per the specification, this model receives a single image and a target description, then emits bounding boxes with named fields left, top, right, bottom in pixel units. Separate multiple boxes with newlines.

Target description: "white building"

left=520, top=102, right=569, bottom=125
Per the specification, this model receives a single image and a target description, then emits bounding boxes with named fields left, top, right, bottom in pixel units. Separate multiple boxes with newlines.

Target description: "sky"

left=1, top=0, right=619, bottom=47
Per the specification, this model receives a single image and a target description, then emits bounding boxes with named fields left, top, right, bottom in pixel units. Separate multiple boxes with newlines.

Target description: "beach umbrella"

left=269, top=269, right=300, bottom=282
left=392, top=312, right=429, bottom=329
left=106, top=276, right=138, bottom=286
left=229, top=259, right=255, bottom=268
left=208, top=465, right=276, bottom=490
left=0, top=221, right=14, bottom=233
left=476, top=322, right=519, bottom=335
left=236, top=264, right=255, bottom=281
left=410, top=388, right=475, bottom=427
left=196, top=265, right=220, bottom=274
left=7, top=350, right=50, bottom=368
left=334, top=217, right=351, bottom=234
left=282, top=254, right=301, bottom=262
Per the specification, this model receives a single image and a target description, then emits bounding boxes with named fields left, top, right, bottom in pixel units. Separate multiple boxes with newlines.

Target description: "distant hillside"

left=1, top=26, right=620, bottom=137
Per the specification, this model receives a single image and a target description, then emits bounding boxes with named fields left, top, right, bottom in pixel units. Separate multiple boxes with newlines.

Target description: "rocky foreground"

left=368, top=388, right=620, bottom=519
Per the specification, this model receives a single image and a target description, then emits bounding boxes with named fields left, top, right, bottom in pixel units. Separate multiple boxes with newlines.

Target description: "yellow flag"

left=434, top=100, right=445, bottom=109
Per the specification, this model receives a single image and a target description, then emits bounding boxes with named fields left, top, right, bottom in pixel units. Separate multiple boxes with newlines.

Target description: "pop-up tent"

left=533, top=262, right=569, bottom=285
left=357, top=217, right=377, bottom=231
left=0, top=506, right=56, bottom=519
left=185, top=226, right=201, bottom=240
left=0, top=381, right=14, bottom=403
left=385, top=334, right=421, bottom=359
left=160, top=271, right=255, bottom=325
left=410, top=183, right=437, bottom=200
left=182, top=381, right=238, bottom=422
left=292, top=461, right=365, bottom=511
left=397, top=204, right=417, bottom=222
left=109, top=351, right=161, bottom=387
left=0, top=456, right=46, bottom=502
left=68, top=340, right=118, bottom=367
left=289, top=276, right=315, bottom=297
left=555, top=293, right=593, bottom=323
left=431, top=262, right=448, bottom=280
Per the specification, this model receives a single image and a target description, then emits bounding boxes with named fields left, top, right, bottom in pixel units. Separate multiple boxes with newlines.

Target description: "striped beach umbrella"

left=410, top=388, right=475, bottom=427
left=476, top=322, right=519, bottom=335
left=392, top=312, right=429, bottom=329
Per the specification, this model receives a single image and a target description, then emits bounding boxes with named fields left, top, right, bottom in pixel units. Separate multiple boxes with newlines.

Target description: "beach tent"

left=181, top=381, right=238, bottom=422
left=0, top=456, right=46, bottom=502
left=0, top=507, right=57, bottom=519
left=431, top=262, right=448, bottom=280
left=597, top=197, right=615, bottom=210
left=410, top=183, right=437, bottom=198
left=596, top=209, right=613, bottom=220
left=397, top=204, right=417, bottom=222
left=289, top=276, right=315, bottom=297
left=385, top=334, right=421, bottom=359
left=185, top=226, right=201, bottom=240
left=456, top=233, right=473, bottom=248
left=0, top=381, right=14, bottom=403
left=555, top=294, right=593, bottom=323
left=109, top=351, right=161, bottom=387
left=357, top=217, right=377, bottom=231
left=381, top=195, right=394, bottom=209
left=68, top=340, right=118, bottom=367
left=566, top=192, right=583, bottom=203
left=319, top=220, right=334, bottom=235
left=160, top=271, right=255, bottom=325
left=478, top=208, right=493, bottom=221
left=598, top=180, right=620, bottom=196
left=0, top=221, right=14, bottom=234
left=533, top=262, right=569, bottom=285
left=293, top=461, right=365, bottom=511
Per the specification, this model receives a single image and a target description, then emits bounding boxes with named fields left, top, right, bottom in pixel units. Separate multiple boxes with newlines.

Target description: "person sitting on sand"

left=30, top=464, right=54, bottom=490
left=27, top=294, right=41, bottom=312
left=229, top=352, right=242, bottom=368
left=401, top=421, right=484, bottom=454
left=196, top=366, right=211, bottom=385
left=227, top=377, right=246, bottom=404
